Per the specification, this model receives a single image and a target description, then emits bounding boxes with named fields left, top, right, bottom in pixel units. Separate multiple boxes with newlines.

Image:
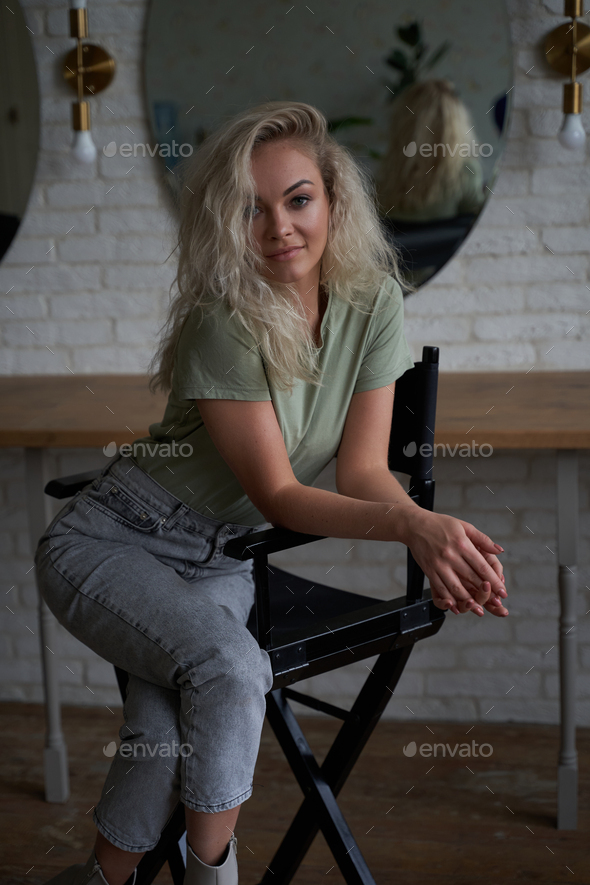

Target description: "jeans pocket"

left=83, top=480, right=163, bottom=534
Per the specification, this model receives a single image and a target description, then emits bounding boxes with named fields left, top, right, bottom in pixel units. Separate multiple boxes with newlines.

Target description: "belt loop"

left=160, top=501, right=189, bottom=531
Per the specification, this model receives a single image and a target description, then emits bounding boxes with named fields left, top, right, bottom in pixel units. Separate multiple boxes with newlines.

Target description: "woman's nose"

left=265, top=208, right=293, bottom=237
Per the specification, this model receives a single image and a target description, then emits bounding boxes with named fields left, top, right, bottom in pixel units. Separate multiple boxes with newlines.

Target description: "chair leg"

left=165, top=840, right=187, bottom=885
left=114, top=666, right=130, bottom=703
left=260, top=645, right=414, bottom=885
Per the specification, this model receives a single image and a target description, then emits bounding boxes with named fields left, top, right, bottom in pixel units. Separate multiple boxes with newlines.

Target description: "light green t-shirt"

left=130, top=274, right=415, bottom=527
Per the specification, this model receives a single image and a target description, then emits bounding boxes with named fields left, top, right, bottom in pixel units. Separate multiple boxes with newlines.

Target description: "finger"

left=450, top=579, right=488, bottom=614
left=462, top=599, right=485, bottom=616
left=429, top=579, right=460, bottom=615
left=448, top=557, right=495, bottom=600
left=475, top=545, right=502, bottom=571
left=437, top=567, right=479, bottom=605
left=442, top=560, right=493, bottom=605
left=450, top=565, right=494, bottom=604
left=484, top=598, right=509, bottom=617
left=436, top=568, right=485, bottom=615
left=476, top=552, right=508, bottom=597
left=458, top=538, right=506, bottom=597
left=475, top=547, right=506, bottom=585
left=462, top=523, right=504, bottom=557
left=455, top=540, right=505, bottom=599
left=465, top=583, right=494, bottom=608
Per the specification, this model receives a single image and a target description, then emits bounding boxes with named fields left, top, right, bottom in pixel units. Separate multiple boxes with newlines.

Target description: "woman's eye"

left=246, top=196, right=309, bottom=218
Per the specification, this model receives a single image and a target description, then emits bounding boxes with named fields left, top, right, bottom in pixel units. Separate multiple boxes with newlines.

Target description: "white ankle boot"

left=184, top=833, right=238, bottom=885
left=43, top=849, right=137, bottom=885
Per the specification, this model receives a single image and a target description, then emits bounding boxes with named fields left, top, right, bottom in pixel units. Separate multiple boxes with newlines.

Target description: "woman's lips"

left=268, top=246, right=303, bottom=261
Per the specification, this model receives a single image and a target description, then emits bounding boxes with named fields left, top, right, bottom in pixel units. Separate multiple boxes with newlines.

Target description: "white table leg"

left=556, top=449, right=578, bottom=830
left=24, top=447, right=70, bottom=803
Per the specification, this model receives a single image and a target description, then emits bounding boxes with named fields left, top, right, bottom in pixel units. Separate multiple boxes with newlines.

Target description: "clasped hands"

left=404, top=510, right=508, bottom=617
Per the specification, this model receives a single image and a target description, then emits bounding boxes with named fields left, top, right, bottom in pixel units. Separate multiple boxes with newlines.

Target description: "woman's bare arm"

left=269, top=478, right=421, bottom=543
left=195, top=397, right=508, bottom=617
left=195, top=398, right=420, bottom=542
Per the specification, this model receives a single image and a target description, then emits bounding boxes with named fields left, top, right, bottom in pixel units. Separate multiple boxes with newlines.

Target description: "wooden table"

left=1, top=371, right=588, bottom=828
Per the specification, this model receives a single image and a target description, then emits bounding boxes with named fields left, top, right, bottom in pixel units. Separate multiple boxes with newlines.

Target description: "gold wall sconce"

left=62, top=0, right=116, bottom=163
left=545, top=0, right=590, bottom=148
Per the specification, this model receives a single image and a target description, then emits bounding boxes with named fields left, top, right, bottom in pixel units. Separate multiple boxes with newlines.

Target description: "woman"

left=35, top=101, right=508, bottom=885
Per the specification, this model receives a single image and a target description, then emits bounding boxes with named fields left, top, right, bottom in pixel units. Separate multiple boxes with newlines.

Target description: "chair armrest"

left=44, top=468, right=103, bottom=499
left=223, top=525, right=326, bottom=561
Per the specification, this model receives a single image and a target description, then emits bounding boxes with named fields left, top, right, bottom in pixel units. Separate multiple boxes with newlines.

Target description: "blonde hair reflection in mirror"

left=377, top=79, right=481, bottom=214
left=148, top=100, right=413, bottom=396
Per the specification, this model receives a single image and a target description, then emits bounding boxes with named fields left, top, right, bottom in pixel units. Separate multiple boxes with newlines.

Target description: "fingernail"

left=494, top=544, right=504, bottom=552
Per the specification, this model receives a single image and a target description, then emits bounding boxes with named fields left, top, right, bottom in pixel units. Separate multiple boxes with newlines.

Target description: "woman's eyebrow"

left=255, top=179, right=315, bottom=200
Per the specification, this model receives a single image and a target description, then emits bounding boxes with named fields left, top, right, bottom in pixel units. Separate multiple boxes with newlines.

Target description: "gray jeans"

left=34, top=452, right=274, bottom=853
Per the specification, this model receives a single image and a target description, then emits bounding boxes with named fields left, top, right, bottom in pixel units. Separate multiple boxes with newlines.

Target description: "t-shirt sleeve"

left=353, top=276, right=415, bottom=394
left=173, top=303, right=272, bottom=401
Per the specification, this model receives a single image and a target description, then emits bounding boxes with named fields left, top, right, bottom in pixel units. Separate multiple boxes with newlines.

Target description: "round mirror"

left=0, top=0, right=40, bottom=264
left=145, top=0, right=513, bottom=290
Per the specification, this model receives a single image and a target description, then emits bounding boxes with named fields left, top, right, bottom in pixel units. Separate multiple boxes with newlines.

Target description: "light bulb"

left=558, top=113, right=586, bottom=150
left=72, top=129, right=97, bottom=163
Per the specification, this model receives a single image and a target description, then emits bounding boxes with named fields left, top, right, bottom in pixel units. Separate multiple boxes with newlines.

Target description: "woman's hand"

left=402, top=509, right=508, bottom=618
left=467, top=541, right=508, bottom=617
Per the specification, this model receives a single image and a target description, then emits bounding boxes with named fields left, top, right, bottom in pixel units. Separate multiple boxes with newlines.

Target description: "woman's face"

left=248, top=140, right=330, bottom=291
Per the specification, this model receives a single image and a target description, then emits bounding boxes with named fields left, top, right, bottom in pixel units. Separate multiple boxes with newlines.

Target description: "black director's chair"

left=44, top=345, right=443, bottom=885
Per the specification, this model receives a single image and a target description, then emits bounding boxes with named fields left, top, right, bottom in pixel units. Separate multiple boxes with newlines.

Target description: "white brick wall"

left=0, top=0, right=588, bottom=723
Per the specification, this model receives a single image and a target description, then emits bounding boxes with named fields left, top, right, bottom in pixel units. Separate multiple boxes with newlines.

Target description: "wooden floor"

left=1, top=701, right=589, bottom=885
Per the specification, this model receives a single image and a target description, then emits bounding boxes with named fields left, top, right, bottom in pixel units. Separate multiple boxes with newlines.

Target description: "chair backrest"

left=388, top=344, right=439, bottom=602
left=388, top=344, right=439, bottom=478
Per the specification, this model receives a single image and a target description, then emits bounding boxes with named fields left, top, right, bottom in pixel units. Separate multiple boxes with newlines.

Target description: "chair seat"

left=246, top=565, right=381, bottom=639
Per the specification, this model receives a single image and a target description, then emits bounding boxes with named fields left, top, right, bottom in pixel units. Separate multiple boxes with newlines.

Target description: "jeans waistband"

left=97, top=452, right=257, bottom=540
